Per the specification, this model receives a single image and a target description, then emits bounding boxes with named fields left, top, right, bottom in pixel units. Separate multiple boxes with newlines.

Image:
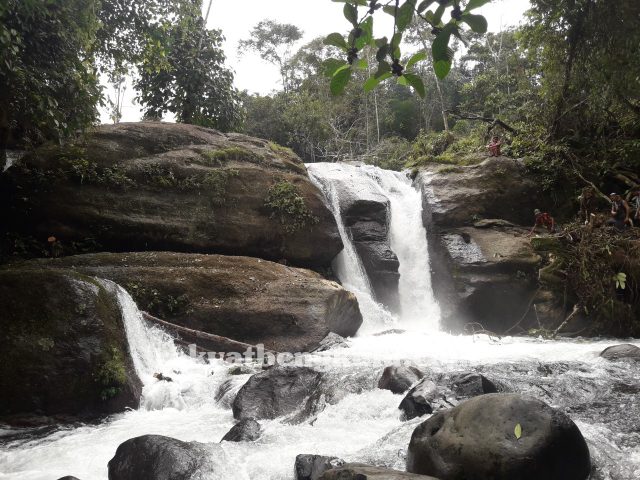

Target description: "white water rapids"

left=1, top=163, right=639, bottom=480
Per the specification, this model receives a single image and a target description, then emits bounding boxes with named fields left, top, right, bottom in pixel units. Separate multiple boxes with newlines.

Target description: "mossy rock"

left=0, top=268, right=141, bottom=423
left=530, top=236, right=563, bottom=253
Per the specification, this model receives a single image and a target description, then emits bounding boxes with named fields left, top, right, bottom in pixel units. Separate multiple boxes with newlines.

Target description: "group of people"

left=528, top=188, right=640, bottom=236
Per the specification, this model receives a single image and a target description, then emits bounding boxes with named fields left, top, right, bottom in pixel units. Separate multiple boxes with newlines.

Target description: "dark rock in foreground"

left=295, top=454, right=345, bottom=480
left=320, top=465, right=440, bottom=479
left=108, top=435, right=220, bottom=480
left=406, top=393, right=591, bottom=480
left=220, top=418, right=262, bottom=442
left=600, top=344, right=640, bottom=361
left=57, top=477, right=82, bottom=480
left=399, top=380, right=457, bottom=421
left=23, top=252, right=363, bottom=353
left=232, top=366, right=324, bottom=423
left=1, top=122, right=342, bottom=268
left=378, top=366, right=424, bottom=394
left=0, top=269, right=140, bottom=424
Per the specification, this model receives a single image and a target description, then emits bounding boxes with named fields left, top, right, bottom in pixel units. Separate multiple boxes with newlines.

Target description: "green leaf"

left=404, top=73, right=426, bottom=97
left=354, top=57, right=368, bottom=70
left=465, top=0, right=492, bottom=12
left=417, top=0, right=435, bottom=14
left=514, top=423, right=522, bottom=439
left=344, top=3, right=358, bottom=27
left=406, top=51, right=427, bottom=69
left=462, top=13, right=488, bottom=34
left=432, top=24, right=454, bottom=63
left=330, top=67, right=352, bottom=95
left=376, top=44, right=390, bottom=61
left=397, top=75, right=408, bottom=86
left=323, top=58, right=348, bottom=77
left=614, top=272, right=627, bottom=289
left=434, top=59, right=452, bottom=79
left=364, top=72, right=392, bottom=91
left=332, top=0, right=367, bottom=5
left=324, top=32, right=348, bottom=51
left=355, top=16, right=374, bottom=50
left=396, top=0, right=417, bottom=32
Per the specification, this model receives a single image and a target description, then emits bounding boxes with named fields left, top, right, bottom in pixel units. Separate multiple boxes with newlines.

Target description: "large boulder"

left=406, top=393, right=591, bottom=480
left=21, top=252, right=363, bottom=352
left=0, top=268, right=140, bottom=424
left=232, top=366, right=324, bottom=423
left=415, top=158, right=541, bottom=228
left=378, top=366, right=424, bottom=394
left=0, top=122, right=341, bottom=268
left=600, top=344, right=640, bottom=361
left=308, top=163, right=400, bottom=312
left=414, top=159, right=543, bottom=332
left=320, top=465, right=440, bottom=479
left=108, top=434, right=222, bottom=480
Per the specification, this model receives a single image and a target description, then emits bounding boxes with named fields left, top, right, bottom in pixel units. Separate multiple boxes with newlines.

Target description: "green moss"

left=200, top=146, right=262, bottom=165
left=200, top=169, right=239, bottom=206
left=265, top=180, right=319, bottom=234
left=437, top=166, right=463, bottom=174
left=96, top=346, right=127, bottom=400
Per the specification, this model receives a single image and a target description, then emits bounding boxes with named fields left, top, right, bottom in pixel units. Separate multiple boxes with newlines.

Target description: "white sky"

left=108, top=0, right=531, bottom=123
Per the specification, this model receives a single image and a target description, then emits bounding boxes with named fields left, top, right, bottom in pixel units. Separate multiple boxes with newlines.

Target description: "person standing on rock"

left=607, top=193, right=630, bottom=230
left=528, top=209, right=556, bottom=236
left=486, top=135, right=502, bottom=157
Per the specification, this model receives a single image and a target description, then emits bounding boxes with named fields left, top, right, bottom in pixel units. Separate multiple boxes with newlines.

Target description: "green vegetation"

left=265, top=180, right=319, bottom=234
left=125, top=282, right=192, bottom=316
left=201, top=169, right=239, bottom=206
left=201, top=147, right=261, bottom=165
left=96, top=346, right=127, bottom=400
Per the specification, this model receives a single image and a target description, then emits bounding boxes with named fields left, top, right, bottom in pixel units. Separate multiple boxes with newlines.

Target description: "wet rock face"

left=232, top=366, right=325, bottom=423
left=0, top=122, right=342, bottom=268
left=0, top=268, right=140, bottom=424
left=378, top=366, right=424, bottom=394
left=108, top=434, right=221, bottom=480
left=220, top=418, right=262, bottom=442
left=406, top=393, right=591, bottom=480
left=295, top=454, right=345, bottom=480
left=414, top=158, right=543, bottom=333
left=23, top=252, right=363, bottom=353
left=600, top=344, right=640, bottom=361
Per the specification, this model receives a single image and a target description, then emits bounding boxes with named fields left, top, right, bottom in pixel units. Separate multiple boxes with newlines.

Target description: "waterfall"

left=101, top=279, right=227, bottom=411
left=307, top=162, right=440, bottom=332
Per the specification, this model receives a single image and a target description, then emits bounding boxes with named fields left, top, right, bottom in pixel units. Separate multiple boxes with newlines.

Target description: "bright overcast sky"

left=110, top=0, right=531, bottom=123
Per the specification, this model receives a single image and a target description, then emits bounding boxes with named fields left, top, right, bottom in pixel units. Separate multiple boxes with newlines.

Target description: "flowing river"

left=1, top=163, right=639, bottom=480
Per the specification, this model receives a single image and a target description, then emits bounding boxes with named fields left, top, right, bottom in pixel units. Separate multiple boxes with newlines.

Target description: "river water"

left=1, top=163, right=639, bottom=480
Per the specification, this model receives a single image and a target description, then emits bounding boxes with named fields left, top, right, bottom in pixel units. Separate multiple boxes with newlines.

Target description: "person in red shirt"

left=486, top=135, right=502, bottom=157
left=528, top=209, right=556, bottom=236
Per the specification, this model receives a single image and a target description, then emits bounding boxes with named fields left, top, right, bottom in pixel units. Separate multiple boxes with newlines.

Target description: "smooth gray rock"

left=232, top=366, right=324, bottom=423
left=220, top=418, right=262, bottom=442
left=378, top=366, right=424, bottom=394
left=600, top=344, right=640, bottom=361
left=320, top=465, right=440, bottom=479
left=108, top=434, right=219, bottom=480
left=406, top=393, right=591, bottom=480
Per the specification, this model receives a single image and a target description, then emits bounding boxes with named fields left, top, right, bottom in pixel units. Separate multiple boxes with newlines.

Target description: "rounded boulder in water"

left=378, top=365, right=425, bottom=394
left=600, top=344, right=640, bottom=361
left=406, top=393, right=591, bottom=480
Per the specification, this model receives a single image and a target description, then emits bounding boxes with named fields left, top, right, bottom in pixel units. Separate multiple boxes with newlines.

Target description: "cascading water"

left=1, top=167, right=640, bottom=480
left=307, top=162, right=440, bottom=331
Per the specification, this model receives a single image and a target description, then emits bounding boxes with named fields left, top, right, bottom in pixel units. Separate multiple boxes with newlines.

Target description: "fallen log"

left=141, top=312, right=278, bottom=356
